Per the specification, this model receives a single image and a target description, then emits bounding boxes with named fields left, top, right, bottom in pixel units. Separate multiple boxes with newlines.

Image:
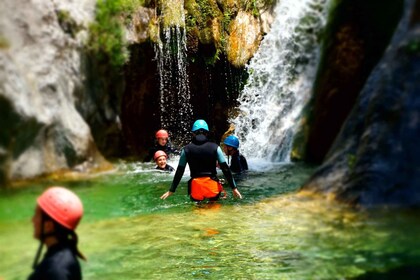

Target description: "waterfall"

left=155, top=1, right=192, bottom=146
left=232, top=0, right=332, bottom=163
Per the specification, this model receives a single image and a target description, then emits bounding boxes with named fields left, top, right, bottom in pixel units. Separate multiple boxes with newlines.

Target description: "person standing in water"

left=160, top=119, right=242, bottom=202
left=28, top=186, right=85, bottom=280
left=154, top=150, right=175, bottom=172
left=143, top=129, right=178, bottom=162
left=223, top=135, right=248, bottom=174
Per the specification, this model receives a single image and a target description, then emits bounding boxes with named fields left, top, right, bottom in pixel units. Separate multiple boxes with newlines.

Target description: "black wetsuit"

left=229, top=152, right=248, bottom=174
left=143, top=142, right=177, bottom=162
left=169, top=134, right=237, bottom=194
left=156, top=164, right=175, bottom=172
left=28, top=243, right=81, bottom=280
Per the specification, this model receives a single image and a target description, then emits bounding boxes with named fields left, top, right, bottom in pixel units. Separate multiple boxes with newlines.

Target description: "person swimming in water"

left=223, top=135, right=248, bottom=174
left=154, top=150, right=174, bottom=172
left=144, top=129, right=178, bottom=162
left=160, top=119, right=242, bottom=202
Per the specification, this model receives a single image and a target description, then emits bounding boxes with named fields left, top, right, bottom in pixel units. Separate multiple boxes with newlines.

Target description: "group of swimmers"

left=145, top=120, right=248, bottom=175
left=27, top=119, right=247, bottom=279
left=144, top=119, right=248, bottom=202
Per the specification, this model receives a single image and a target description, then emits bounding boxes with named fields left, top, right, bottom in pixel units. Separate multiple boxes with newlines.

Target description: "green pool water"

left=1, top=162, right=419, bottom=279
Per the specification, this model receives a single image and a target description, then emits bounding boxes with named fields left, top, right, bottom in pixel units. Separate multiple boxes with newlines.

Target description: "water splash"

left=232, top=0, right=332, bottom=163
left=155, top=1, right=192, bottom=146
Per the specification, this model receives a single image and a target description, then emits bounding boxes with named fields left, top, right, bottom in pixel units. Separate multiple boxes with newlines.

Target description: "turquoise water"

left=1, top=161, right=420, bottom=279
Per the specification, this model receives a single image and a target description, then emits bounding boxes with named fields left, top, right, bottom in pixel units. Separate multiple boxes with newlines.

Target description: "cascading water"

left=155, top=0, right=192, bottom=146
left=232, top=0, right=332, bottom=163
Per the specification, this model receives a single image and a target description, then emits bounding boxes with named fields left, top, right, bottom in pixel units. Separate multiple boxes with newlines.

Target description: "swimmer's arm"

left=161, top=150, right=187, bottom=199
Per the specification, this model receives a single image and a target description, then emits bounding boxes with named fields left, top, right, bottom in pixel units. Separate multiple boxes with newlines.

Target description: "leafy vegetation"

left=88, top=0, right=145, bottom=68
left=242, top=0, right=276, bottom=16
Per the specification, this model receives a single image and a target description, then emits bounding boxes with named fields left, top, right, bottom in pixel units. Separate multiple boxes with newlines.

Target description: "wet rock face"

left=125, top=7, right=156, bottom=44
left=120, top=42, right=247, bottom=158
left=302, top=0, right=420, bottom=207
left=227, top=11, right=263, bottom=67
left=0, top=0, right=107, bottom=183
left=301, top=0, right=405, bottom=164
left=120, top=43, right=160, bottom=157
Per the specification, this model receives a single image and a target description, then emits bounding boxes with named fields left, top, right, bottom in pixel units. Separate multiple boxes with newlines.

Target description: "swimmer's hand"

left=160, top=191, right=173, bottom=200
left=232, top=188, right=242, bottom=199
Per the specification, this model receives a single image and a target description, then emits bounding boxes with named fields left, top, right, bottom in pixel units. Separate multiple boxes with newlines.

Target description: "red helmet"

left=154, top=150, right=167, bottom=161
left=37, top=186, right=83, bottom=231
left=155, top=129, right=169, bottom=139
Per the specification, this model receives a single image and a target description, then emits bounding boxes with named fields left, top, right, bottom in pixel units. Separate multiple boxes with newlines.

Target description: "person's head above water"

left=155, top=129, right=169, bottom=146
left=154, top=150, right=168, bottom=169
left=223, top=135, right=240, bottom=156
left=35, top=186, right=83, bottom=234
left=223, top=135, right=240, bottom=149
left=31, top=186, right=86, bottom=273
left=191, top=119, right=209, bottom=135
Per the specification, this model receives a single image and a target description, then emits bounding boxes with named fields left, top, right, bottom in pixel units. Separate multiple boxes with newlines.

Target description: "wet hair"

left=41, top=211, right=86, bottom=261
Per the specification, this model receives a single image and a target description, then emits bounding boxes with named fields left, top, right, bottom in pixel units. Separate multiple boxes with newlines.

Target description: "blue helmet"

left=191, top=119, right=209, bottom=132
left=224, top=135, right=239, bottom=148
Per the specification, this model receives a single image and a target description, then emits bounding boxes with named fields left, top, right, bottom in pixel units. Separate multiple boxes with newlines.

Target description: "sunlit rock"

left=160, top=0, right=186, bottom=28
left=227, top=11, right=263, bottom=67
left=125, top=7, right=155, bottom=44
left=0, top=0, right=108, bottom=184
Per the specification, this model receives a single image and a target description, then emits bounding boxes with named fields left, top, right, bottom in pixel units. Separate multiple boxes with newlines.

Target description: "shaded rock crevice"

left=294, top=0, right=405, bottom=163
left=302, top=0, right=420, bottom=207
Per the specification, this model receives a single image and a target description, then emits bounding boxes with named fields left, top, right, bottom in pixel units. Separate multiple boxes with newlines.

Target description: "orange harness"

left=190, top=177, right=224, bottom=201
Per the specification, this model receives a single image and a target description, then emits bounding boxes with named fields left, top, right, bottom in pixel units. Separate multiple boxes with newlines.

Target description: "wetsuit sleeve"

left=217, top=147, right=237, bottom=189
left=216, top=147, right=227, bottom=163
left=220, top=162, right=237, bottom=189
left=169, top=149, right=187, bottom=192
left=166, top=164, right=175, bottom=172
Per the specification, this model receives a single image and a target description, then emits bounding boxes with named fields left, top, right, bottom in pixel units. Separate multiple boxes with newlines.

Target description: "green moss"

left=347, top=154, right=356, bottom=170
left=56, top=10, right=82, bottom=38
left=195, top=0, right=219, bottom=19
left=204, top=47, right=221, bottom=65
left=88, top=0, right=145, bottom=69
left=0, top=36, right=10, bottom=49
left=159, top=0, right=186, bottom=28
left=405, top=39, right=420, bottom=54
left=242, top=0, right=275, bottom=17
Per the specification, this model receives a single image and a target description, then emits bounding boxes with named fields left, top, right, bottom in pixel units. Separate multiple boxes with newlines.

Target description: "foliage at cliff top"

left=88, top=0, right=145, bottom=68
left=182, top=0, right=274, bottom=65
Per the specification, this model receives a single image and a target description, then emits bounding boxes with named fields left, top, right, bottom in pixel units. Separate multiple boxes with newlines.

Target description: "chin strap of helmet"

left=32, top=213, right=45, bottom=269
left=32, top=212, right=56, bottom=269
left=32, top=242, right=43, bottom=270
